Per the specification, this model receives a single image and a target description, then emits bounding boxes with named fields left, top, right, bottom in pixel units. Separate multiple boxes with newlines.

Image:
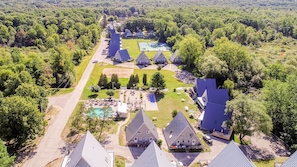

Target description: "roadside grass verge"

left=253, top=157, right=288, bottom=167
left=119, top=113, right=136, bottom=146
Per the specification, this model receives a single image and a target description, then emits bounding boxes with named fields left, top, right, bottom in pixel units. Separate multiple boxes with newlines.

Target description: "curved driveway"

left=24, top=37, right=109, bottom=167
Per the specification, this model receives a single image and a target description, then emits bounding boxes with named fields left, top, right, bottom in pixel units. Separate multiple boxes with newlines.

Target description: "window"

left=145, top=137, right=148, bottom=140
left=137, top=131, right=141, bottom=134
left=149, top=137, right=153, bottom=141
left=105, top=157, right=108, bottom=163
left=146, top=130, right=150, bottom=134
left=134, top=137, right=138, bottom=141
left=192, top=140, right=195, bottom=145
left=139, top=137, right=142, bottom=140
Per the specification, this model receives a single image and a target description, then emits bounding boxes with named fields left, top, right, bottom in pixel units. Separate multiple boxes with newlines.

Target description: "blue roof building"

left=199, top=89, right=230, bottom=132
left=108, top=33, right=121, bottom=57
left=113, top=49, right=132, bottom=63
left=194, top=79, right=216, bottom=97
left=208, top=140, right=256, bottom=167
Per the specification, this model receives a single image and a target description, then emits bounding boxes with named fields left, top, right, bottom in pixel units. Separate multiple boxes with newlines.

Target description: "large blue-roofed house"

left=194, top=78, right=217, bottom=99
left=108, top=33, right=121, bottom=57
left=198, top=88, right=230, bottom=133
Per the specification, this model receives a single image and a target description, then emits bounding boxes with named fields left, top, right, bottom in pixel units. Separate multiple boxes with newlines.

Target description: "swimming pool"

left=88, top=107, right=113, bottom=118
left=149, top=93, right=156, bottom=103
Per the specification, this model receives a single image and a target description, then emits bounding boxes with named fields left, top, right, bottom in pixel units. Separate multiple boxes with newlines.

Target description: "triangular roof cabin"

left=169, top=50, right=183, bottom=64
left=131, top=142, right=172, bottom=167
left=208, top=140, right=256, bottom=167
left=153, top=51, right=168, bottom=64
left=113, top=49, right=131, bottom=63
left=63, top=131, right=113, bottom=167
left=135, top=29, right=144, bottom=38
left=281, top=151, right=297, bottom=167
left=200, top=89, right=230, bottom=132
left=108, top=33, right=121, bottom=57
left=126, top=109, right=159, bottom=144
left=136, top=51, right=151, bottom=65
left=124, top=29, right=133, bottom=38
left=163, top=112, right=202, bottom=149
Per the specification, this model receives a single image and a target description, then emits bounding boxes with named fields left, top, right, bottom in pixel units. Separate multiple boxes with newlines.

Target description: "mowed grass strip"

left=121, top=39, right=172, bottom=61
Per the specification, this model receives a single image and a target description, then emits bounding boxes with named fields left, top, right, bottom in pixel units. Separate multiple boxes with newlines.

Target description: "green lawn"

left=121, top=39, right=172, bottom=61
left=115, top=155, right=128, bottom=167
left=80, top=63, right=122, bottom=100
left=145, top=91, right=198, bottom=128
left=253, top=157, right=288, bottom=167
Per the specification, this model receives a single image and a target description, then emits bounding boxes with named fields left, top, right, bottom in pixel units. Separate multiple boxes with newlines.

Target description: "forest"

left=0, top=0, right=297, bottom=165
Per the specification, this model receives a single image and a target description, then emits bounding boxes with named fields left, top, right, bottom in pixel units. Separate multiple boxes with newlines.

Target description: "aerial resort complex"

left=1, top=1, right=297, bottom=167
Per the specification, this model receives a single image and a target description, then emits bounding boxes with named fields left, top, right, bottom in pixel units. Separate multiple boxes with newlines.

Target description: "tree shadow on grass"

left=154, top=93, right=164, bottom=102
left=88, top=94, right=98, bottom=99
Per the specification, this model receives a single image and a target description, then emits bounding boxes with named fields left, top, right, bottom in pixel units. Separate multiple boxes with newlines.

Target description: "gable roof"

left=153, top=51, right=168, bottom=64
left=113, top=49, right=131, bottom=62
left=202, top=89, right=229, bottom=106
left=124, top=29, right=133, bottom=38
left=208, top=140, right=256, bottom=167
left=195, top=78, right=217, bottom=97
left=169, top=50, right=183, bottom=63
left=126, top=109, right=159, bottom=141
left=201, top=102, right=231, bottom=131
left=108, top=33, right=120, bottom=57
left=131, top=142, right=172, bottom=167
left=281, top=151, right=297, bottom=167
left=163, top=112, right=199, bottom=146
left=65, top=131, right=112, bottom=167
left=136, top=51, right=151, bottom=65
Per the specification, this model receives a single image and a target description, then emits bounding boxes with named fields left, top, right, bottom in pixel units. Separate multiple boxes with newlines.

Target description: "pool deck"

left=119, top=90, right=158, bottom=111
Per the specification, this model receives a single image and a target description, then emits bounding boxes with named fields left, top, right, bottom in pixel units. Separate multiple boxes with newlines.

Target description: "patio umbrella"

left=184, top=106, right=189, bottom=111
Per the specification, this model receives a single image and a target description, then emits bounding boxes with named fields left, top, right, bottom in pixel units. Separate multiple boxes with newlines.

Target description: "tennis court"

left=138, top=42, right=171, bottom=51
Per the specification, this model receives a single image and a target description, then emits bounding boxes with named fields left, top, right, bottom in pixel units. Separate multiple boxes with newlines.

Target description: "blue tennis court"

left=138, top=42, right=171, bottom=51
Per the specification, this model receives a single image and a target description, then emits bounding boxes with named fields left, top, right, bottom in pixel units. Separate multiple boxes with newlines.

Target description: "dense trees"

left=224, top=94, right=272, bottom=144
left=0, top=140, right=15, bottom=167
left=0, top=96, right=44, bottom=148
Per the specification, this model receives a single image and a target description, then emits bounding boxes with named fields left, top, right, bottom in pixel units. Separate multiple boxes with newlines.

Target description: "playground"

left=138, top=42, right=171, bottom=52
left=102, top=68, right=134, bottom=78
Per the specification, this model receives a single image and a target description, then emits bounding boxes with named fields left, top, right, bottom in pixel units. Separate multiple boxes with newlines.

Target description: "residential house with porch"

left=163, top=112, right=203, bottom=151
left=125, top=109, right=159, bottom=146
left=126, top=142, right=173, bottom=167
left=61, top=131, right=114, bottom=167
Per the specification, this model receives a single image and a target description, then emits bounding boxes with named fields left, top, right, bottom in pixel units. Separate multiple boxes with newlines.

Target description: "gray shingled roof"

left=169, top=50, right=183, bottom=63
left=126, top=109, right=159, bottom=141
left=65, top=131, right=112, bottom=167
left=208, top=140, right=256, bottom=167
left=131, top=142, right=173, bottom=167
left=153, top=50, right=168, bottom=64
left=163, top=112, right=199, bottom=147
left=136, top=51, right=151, bottom=65
left=281, top=151, right=297, bottom=167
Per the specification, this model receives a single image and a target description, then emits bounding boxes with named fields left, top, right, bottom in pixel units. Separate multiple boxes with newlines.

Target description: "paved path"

left=24, top=37, right=109, bottom=167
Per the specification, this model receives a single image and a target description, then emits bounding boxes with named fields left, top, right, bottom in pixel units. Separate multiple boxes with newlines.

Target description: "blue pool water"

left=149, top=93, right=156, bottom=102
left=88, top=107, right=113, bottom=118
left=138, top=42, right=171, bottom=51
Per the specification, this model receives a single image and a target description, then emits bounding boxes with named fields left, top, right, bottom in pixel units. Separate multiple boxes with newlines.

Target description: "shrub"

left=157, top=65, right=162, bottom=71
left=173, top=88, right=176, bottom=92
left=172, top=110, right=178, bottom=118
left=157, top=139, right=163, bottom=147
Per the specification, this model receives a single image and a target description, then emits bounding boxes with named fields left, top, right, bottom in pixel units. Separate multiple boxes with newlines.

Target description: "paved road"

left=24, top=37, right=109, bottom=167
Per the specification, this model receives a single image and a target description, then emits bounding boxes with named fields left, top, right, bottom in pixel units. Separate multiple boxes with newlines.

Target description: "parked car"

left=203, top=134, right=213, bottom=145
left=92, top=60, right=98, bottom=63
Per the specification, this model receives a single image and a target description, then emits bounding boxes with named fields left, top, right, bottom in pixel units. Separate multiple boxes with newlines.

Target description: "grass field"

left=253, top=157, right=288, bottom=167
left=121, top=39, right=172, bottom=61
left=80, top=63, right=123, bottom=100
